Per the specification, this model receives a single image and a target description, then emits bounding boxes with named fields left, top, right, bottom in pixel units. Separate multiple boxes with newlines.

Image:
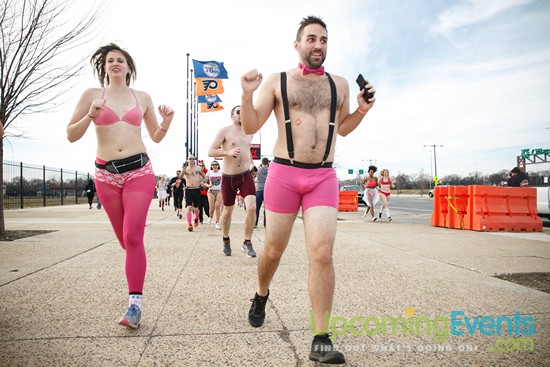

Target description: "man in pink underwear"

left=240, top=16, right=375, bottom=364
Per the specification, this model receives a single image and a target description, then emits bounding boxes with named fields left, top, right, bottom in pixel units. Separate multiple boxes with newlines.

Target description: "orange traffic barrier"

left=338, top=191, right=358, bottom=212
left=446, top=186, right=470, bottom=230
left=466, top=186, right=542, bottom=232
left=431, top=185, right=450, bottom=227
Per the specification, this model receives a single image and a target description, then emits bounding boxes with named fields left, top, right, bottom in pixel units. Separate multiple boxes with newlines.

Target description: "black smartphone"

left=356, top=74, right=374, bottom=103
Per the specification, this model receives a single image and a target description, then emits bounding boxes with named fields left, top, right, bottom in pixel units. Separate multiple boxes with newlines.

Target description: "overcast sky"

left=4, top=0, right=550, bottom=180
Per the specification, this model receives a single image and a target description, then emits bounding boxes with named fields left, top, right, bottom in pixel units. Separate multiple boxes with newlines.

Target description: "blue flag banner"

left=192, top=60, right=229, bottom=79
left=197, top=94, right=222, bottom=104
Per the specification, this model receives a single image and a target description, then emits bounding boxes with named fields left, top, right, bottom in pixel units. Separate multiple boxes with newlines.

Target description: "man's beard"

left=304, top=53, right=325, bottom=68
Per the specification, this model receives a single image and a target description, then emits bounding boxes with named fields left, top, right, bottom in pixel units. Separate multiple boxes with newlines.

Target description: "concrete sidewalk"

left=0, top=202, right=549, bottom=366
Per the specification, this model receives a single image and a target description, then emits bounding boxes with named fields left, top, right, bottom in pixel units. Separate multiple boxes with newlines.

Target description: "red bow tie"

left=299, top=63, right=325, bottom=76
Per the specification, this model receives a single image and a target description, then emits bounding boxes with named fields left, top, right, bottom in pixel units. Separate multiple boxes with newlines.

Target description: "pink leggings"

left=95, top=171, right=155, bottom=293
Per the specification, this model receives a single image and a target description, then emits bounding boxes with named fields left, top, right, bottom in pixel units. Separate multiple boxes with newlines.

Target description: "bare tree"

left=0, top=0, right=103, bottom=234
left=414, top=169, right=431, bottom=196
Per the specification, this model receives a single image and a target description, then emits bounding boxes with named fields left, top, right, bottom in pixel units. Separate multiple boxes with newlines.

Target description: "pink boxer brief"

left=264, top=160, right=338, bottom=214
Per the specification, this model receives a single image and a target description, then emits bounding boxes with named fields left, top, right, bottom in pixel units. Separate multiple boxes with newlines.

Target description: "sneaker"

left=372, top=217, right=377, bottom=222
left=215, top=221, right=221, bottom=230
left=248, top=290, right=269, bottom=327
left=179, top=214, right=183, bottom=219
left=194, top=219, right=199, bottom=228
left=223, top=238, right=231, bottom=256
left=118, top=304, right=141, bottom=329
left=242, top=240, right=257, bottom=258
left=378, top=211, right=382, bottom=219
left=362, top=211, right=367, bottom=218
left=188, top=225, right=193, bottom=232
left=388, top=217, right=392, bottom=222
left=206, top=217, right=212, bottom=225
left=309, top=333, right=345, bottom=364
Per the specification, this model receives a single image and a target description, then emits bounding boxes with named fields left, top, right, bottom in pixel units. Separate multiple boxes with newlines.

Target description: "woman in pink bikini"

left=67, top=43, right=174, bottom=329
left=378, top=169, right=395, bottom=221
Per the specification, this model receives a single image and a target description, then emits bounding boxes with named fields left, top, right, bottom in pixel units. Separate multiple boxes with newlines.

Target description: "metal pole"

left=60, top=168, right=64, bottom=206
left=186, top=54, right=190, bottom=160
left=433, top=146, right=438, bottom=179
left=43, top=165, right=46, bottom=207
left=423, top=145, right=443, bottom=185
left=428, top=150, right=433, bottom=190
left=20, top=162, right=23, bottom=209
left=75, top=171, right=78, bottom=204
left=193, top=83, right=199, bottom=158
left=190, top=69, right=194, bottom=157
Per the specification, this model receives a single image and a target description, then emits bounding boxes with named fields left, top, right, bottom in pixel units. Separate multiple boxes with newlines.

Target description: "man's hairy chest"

left=285, top=76, right=340, bottom=116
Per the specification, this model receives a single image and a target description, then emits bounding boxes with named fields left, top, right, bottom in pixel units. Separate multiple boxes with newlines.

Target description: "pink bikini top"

left=93, top=89, right=142, bottom=126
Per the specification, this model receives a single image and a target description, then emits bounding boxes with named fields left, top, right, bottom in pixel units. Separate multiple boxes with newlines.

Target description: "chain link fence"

left=2, top=160, right=93, bottom=209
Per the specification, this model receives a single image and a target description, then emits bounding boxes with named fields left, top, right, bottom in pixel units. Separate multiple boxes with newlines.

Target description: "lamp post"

left=362, top=158, right=378, bottom=167
left=428, top=150, right=433, bottom=190
left=423, top=145, right=443, bottom=185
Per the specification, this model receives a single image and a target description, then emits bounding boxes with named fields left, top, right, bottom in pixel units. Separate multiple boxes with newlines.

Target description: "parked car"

left=340, top=185, right=364, bottom=202
left=536, top=186, right=550, bottom=219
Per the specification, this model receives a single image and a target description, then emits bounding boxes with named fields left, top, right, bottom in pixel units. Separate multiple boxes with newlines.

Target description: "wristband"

left=357, top=108, right=366, bottom=115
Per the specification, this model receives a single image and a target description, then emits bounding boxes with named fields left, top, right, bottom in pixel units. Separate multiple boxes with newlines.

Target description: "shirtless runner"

left=208, top=106, right=257, bottom=258
left=240, top=15, right=375, bottom=364
left=182, top=155, right=206, bottom=232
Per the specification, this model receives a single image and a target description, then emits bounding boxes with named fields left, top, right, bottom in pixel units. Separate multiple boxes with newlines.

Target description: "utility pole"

left=423, top=145, right=443, bottom=184
left=428, top=150, right=433, bottom=190
left=362, top=158, right=377, bottom=167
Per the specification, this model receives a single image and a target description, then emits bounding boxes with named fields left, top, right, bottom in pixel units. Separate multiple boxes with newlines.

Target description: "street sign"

left=348, top=169, right=353, bottom=174
left=359, top=169, right=364, bottom=174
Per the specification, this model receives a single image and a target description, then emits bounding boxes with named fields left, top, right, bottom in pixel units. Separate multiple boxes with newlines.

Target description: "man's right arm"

left=208, top=128, right=230, bottom=158
left=241, top=70, right=277, bottom=135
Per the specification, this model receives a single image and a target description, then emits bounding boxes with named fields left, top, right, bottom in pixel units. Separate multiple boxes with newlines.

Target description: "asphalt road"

left=355, top=195, right=433, bottom=225
left=384, top=195, right=433, bottom=225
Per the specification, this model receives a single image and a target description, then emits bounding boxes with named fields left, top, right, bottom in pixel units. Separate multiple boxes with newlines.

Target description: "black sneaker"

left=241, top=240, right=257, bottom=258
left=223, top=238, right=231, bottom=256
left=248, top=290, right=269, bottom=327
left=378, top=211, right=382, bottom=219
left=309, top=333, right=346, bottom=364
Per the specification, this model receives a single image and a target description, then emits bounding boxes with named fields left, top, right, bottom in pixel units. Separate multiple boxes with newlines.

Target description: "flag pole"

left=190, top=69, right=195, bottom=157
left=186, top=53, right=190, bottom=160
left=194, top=81, right=198, bottom=158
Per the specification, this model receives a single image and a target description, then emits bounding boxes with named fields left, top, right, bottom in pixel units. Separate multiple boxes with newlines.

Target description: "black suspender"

left=324, top=73, right=337, bottom=165
left=280, top=71, right=337, bottom=166
left=280, top=72, right=295, bottom=164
